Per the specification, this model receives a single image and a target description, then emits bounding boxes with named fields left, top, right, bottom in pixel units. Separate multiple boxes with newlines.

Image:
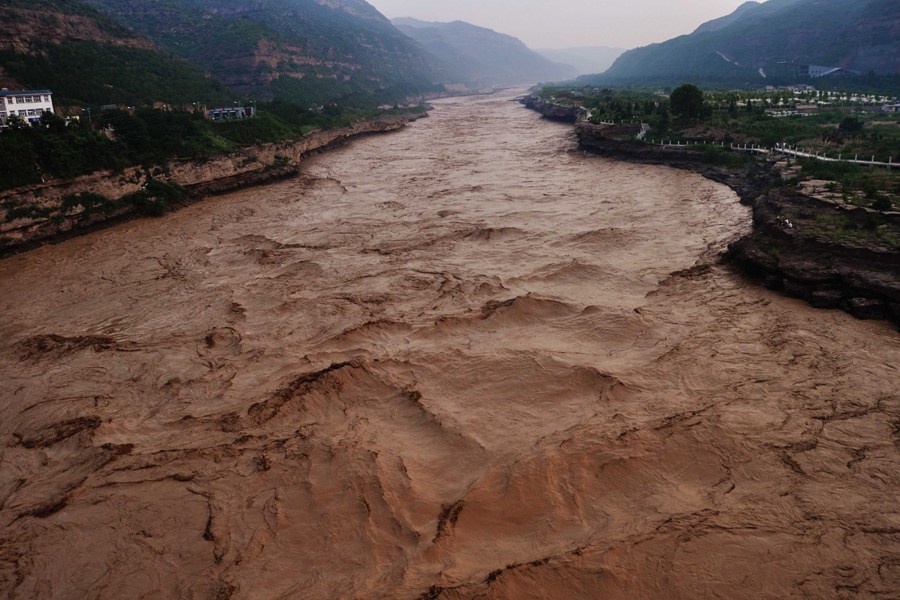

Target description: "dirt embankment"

left=0, top=113, right=427, bottom=254
left=526, top=100, right=900, bottom=325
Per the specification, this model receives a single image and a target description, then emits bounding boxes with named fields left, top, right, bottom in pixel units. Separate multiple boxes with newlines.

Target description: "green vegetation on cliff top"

left=0, top=103, right=427, bottom=192
left=536, top=82, right=900, bottom=253
left=537, top=84, right=900, bottom=213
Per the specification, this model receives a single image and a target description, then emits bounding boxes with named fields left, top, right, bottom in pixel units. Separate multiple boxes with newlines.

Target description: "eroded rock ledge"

left=525, top=99, right=900, bottom=326
left=520, top=95, right=582, bottom=122
left=0, top=113, right=427, bottom=254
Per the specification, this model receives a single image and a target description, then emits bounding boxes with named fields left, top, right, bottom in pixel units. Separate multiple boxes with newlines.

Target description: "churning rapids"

left=1, top=92, right=899, bottom=600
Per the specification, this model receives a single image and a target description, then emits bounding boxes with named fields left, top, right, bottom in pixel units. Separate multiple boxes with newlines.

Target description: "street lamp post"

left=82, top=106, right=92, bottom=129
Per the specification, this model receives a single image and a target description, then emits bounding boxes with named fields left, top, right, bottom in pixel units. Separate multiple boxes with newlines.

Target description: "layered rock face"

left=520, top=96, right=581, bottom=122
left=571, top=116, right=900, bottom=325
left=0, top=4, right=154, bottom=55
left=0, top=114, right=424, bottom=253
left=728, top=189, right=900, bottom=323
left=82, top=0, right=438, bottom=102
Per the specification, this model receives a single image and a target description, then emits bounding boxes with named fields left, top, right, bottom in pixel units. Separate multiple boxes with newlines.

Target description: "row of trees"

left=579, top=84, right=705, bottom=125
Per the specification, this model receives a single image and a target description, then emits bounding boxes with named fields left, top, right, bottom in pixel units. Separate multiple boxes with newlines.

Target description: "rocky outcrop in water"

left=728, top=189, right=900, bottom=324
left=520, top=95, right=582, bottom=122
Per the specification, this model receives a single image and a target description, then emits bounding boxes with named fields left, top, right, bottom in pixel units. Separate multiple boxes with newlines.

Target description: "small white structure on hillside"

left=206, top=105, right=255, bottom=121
left=806, top=65, right=860, bottom=79
left=0, top=89, right=54, bottom=126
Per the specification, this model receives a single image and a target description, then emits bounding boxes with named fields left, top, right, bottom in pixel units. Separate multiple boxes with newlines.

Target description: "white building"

left=807, top=65, right=842, bottom=78
left=0, top=89, right=54, bottom=127
left=805, top=65, right=860, bottom=79
left=206, top=105, right=255, bottom=121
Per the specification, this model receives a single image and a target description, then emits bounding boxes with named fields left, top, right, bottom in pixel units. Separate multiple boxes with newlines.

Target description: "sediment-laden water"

left=1, top=93, right=898, bottom=599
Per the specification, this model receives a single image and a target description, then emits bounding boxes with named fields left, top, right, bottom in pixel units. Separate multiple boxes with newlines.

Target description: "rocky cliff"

left=525, top=98, right=900, bottom=325
left=728, top=190, right=900, bottom=323
left=0, top=113, right=425, bottom=253
left=0, top=0, right=230, bottom=105
left=520, top=95, right=582, bottom=122
left=576, top=121, right=900, bottom=325
left=0, top=0, right=152, bottom=55
left=82, top=0, right=440, bottom=104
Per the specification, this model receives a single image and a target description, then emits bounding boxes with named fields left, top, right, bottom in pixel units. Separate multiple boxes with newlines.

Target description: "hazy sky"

left=367, top=0, right=752, bottom=49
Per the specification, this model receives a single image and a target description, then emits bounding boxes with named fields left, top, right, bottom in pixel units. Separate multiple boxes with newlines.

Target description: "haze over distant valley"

left=535, top=47, right=626, bottom=76
left=368, top=0, right=756, bottom=49
left=393, top=18, right=576, bottom=89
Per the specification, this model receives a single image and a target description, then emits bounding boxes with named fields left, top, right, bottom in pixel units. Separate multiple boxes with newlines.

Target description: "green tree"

left=670, top=84, right=704, bottom=120
left=839, top=117, right=863, bottom=133
left=728, top=96, right=738, bottom=117
left=39, top=110, right=67, bottom=133
left=6, top=115, right=27, bottom=131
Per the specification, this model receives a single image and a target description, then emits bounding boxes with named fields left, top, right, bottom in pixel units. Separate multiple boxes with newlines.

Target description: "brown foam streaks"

left=0, top=91, right=898, bottom=599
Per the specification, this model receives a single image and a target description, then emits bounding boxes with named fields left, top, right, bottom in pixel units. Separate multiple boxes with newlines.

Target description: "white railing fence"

left=640, top=138, right=897, bottom=169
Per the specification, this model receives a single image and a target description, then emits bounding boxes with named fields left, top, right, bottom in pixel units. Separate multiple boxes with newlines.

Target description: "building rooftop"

left=0, top=89, right=52, bottom=97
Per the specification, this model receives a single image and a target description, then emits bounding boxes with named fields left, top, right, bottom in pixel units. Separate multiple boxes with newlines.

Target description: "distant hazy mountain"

left=392, top=18, right=576, bottom=89
left=0, top=0, right=231, bottom=106
left=593, top=0, right=899, bottom=86
left=534, top=47, right=625, bottom=76
left=81, top=0, right=440, bottom=105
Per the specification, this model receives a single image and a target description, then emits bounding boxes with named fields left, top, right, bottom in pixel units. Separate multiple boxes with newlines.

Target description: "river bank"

left=524, top=98, right=900, bottom=325
left=0, top=112, right=427, bottom=255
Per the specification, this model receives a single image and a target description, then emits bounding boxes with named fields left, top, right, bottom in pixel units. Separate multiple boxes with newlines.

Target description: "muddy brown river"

left=1, top=92, right=898, bottom=599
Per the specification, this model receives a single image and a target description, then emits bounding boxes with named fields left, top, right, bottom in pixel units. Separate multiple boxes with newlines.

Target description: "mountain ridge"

left=592, top=0, right=899, bottom=86
left=692, top=1, right=761, bottom=34
left=0, top=0, right=232, bottom=106
left=81, top=0, right=441, bottom=105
